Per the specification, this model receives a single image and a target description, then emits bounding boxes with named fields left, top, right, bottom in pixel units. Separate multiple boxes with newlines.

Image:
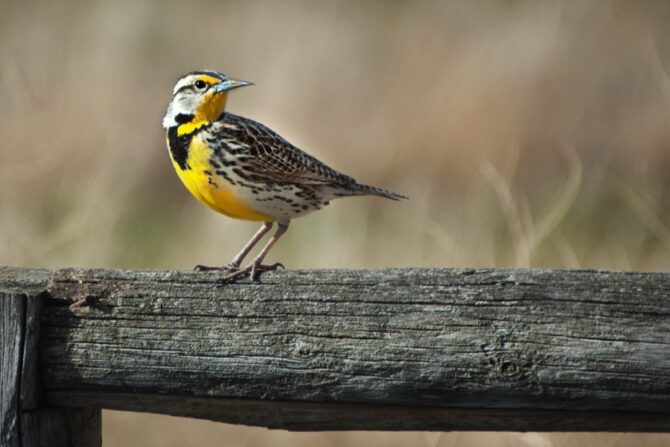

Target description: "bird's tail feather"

left=352, top=183, right=408, bottom=201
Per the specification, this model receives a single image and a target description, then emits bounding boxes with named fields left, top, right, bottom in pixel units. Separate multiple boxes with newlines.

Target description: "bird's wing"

left=209, top=113, right=358, bottom=187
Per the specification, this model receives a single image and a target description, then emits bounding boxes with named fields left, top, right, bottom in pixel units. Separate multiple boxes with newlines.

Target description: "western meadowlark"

left=162, top=70, right=407, bottom=281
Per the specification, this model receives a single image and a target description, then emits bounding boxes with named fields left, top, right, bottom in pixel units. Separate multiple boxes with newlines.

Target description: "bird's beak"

left=212, top=78, right=254, bottom=93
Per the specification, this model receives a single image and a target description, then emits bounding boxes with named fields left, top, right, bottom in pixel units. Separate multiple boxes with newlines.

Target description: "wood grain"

left=1, top=292, right=25, bottom=446
left=3, top=266, right=670, bottom=432
left=1, top=287, right=101, bottom=447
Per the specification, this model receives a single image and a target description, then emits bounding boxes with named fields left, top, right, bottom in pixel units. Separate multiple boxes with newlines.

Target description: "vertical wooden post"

left=1, top=292, right=24, bottom=446
left=1, top=292, right=101, bottom=447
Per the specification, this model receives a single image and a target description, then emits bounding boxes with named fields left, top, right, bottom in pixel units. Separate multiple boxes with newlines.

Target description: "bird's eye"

left=194, top=80, right=207, bottom=90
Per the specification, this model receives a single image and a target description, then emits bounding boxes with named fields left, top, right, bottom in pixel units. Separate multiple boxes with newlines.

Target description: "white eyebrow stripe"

left=172, top=75, right=199, bottom=95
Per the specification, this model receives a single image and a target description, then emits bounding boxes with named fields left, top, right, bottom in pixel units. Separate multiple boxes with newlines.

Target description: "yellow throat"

left=177, top=89, right=228, bottom=136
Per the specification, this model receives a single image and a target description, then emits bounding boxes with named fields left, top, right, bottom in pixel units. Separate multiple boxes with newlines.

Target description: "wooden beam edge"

left=46, top=391, right=670, bottom=432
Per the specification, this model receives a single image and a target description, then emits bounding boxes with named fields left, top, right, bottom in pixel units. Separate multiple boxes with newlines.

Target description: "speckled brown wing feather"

left=213, top=113, right=358, bottom=188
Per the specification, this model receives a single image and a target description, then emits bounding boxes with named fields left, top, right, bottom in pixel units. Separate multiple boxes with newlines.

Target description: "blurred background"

left=1, top=0, right=669, bottom=445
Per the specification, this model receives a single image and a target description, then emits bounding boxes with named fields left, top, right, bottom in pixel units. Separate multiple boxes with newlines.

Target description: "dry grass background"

left=1, top=0, right=670, bottom=445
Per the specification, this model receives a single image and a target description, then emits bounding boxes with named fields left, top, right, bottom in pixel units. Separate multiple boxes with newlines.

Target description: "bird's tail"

left=351, top=183, right=408, bottom=201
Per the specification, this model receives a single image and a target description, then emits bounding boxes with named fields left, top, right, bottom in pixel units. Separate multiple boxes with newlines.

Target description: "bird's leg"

left=221, top=221, right=289, bottom=283
left=227, top=221, right=275, bottom=268
left=194, top=222, right=273, bottom=271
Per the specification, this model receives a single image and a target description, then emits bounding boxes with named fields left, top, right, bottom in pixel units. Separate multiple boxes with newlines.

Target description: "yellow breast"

left=170, top=136, right=275, bottom=222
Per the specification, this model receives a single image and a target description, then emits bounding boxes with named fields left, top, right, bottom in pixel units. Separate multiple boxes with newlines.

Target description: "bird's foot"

left=220, top=261, right=285, bottom=283
left=194, top=263, right=238, bottom=272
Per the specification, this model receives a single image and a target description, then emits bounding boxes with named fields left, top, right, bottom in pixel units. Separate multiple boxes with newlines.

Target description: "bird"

left=162, top=70, right=407, bottom=282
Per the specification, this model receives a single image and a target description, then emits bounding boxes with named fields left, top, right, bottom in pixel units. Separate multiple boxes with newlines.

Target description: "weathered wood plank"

left=1, top=291, right=101, bottom=447
left=1, top=292, right=25, bottom=447
left=0, top=267, right=51, bottom=295
left=20, top=295, right=43, bottom=412
left=23, top=267, right=669, bottom=431
left=20, top=408, right=101, bottom=447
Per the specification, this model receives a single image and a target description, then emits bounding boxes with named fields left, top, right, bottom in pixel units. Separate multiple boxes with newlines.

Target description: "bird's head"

left=162, top=70, right=253, bottom=132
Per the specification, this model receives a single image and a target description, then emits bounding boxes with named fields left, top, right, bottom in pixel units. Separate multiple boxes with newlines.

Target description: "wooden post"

left=1, top=291, right=101, bottom=447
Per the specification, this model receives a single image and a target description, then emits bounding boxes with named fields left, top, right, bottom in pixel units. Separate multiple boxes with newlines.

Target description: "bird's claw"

left=219, top=262, right=285, bottom=283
